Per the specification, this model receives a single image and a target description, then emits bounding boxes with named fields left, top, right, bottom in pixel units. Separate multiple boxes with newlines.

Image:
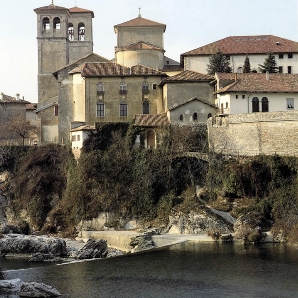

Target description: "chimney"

left=16, top=93, right=20, bottom=100
left=0, top=93, right=3, bottom=100
left=234, top=73, right=237, bottom=81
left=266, top=71, right=269, bottom=80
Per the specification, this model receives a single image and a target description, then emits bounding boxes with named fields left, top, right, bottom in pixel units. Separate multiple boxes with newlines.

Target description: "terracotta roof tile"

left=26, top=103, right=37, bottom=110
left=80, top=62, right=130, bottom=76
left=34, top=4, right=68, bottom=13
left=215, top=73, right=298, bottom=93
left=0, top=93, right=30, bottom=104
left=70, top=125, right=96, bottom=132
left=130, top=64, right=166, bottom=75
left=160, top=70, right=214, bottom=85
left=114, top=17, right=166, bottom=32
left=134, top=113, right=169, bottom=127
left=69, top=6, right=94, bottom=18
left=182, top=35, right=298, bottom=56
left=169, top=97, right=218, bottom=111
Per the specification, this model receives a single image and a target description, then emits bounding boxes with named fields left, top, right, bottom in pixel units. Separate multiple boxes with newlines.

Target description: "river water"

left=1, top=241, right=298, bottom=298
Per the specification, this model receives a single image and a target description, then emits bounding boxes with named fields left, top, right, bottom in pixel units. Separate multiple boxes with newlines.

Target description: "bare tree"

left=0, top=114, right=36, bottom=145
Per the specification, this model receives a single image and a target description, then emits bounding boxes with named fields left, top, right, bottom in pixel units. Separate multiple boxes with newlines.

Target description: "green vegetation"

left=207, top=50, right=232, bottom=74
left=2, top=125, right=298, bottom=243
left=207, top=153, right=298, bottom=242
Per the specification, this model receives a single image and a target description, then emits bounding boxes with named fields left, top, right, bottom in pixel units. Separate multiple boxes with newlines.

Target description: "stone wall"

left=208, top=111, right=298, bottom=156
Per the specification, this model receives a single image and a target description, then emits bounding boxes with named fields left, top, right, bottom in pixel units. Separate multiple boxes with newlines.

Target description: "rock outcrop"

left=129, top=229, right=159, bottom=252
left=0, top=278, right=61, bottom=297
left=74, top=239, right=108, bottom=259
left=0, top=234, right=67, bottom=257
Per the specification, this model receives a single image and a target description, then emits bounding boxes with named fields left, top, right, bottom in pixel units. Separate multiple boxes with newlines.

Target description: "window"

left=68, top=23, right=74, bottom=41
left=207, top=113, right=212, bottom=118
left=142, top=100, right=150, bottom=114
left=78, top=23, right=85, bottom=41
left=288, top=66, right=292, bottom=74
left=242, top=95, right=245, bottom=99
left=77, top=135, right=80, bottom=142
left=96, top=102, right=105, bottom=117
left=43, top=17, right=50, bottom=30
left=287, top=98, right=294, bottom=110
left=97, top=82, right=104, bottom=95
left=153, top=84, right=157, bottom=90
left=53, top=17, right=60, bottom=30
left=237, top=67, right=243, bottom=73
left=142, top=81, right=149, bottom=94
left=71, top=135, right=76, bottom=142
left=236, top=95, right=238, bottom=99
left=179, top=114, right=184, bottom=121
left=54, top=105, right=58, bottom=116
left=288, top=53, right=293, bottom=59
left=279, top=54, right=284, bottom=59
left=225, top=102, right=228, bottom=109
left=252, top=97, right=259, bottom=112
left=120, top=101, right=127, bottom=116
left=193, top=112, right=198, bottom=121
left=119, top=81, right=127, bottom=94
left=261, top=97, right=269, bottom=112
left=279, top=66, right=283, bottom=73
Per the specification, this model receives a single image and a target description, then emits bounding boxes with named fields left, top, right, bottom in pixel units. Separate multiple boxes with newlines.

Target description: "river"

left=1, top=241, right=298, bottom=298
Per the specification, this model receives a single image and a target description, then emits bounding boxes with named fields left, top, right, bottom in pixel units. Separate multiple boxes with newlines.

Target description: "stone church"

left=34, top=2, right=217, bottom=145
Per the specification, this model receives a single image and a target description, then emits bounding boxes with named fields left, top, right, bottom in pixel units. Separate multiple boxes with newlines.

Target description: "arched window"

left=237, top=67, right=243, bottom=73
left=142, top=100, right=150, bottom=114
left=193, top=112, right=198, bottom=121
left=53, top=17, right=60, bottom=30
left=119, top=81, right=127, bottom=94
left=120, top=101, right=127, bottom=116
left=179, top=114, right=184, bottom=121
left=68, top=23, right=74, bottom=41
left=97, top=82, right=104, bottom=95
left=252, top=97, right=259, bottom=112
left=262, top=97, right=269, bottom=112
left=96, top=102, right=105, bottom=117
left=207, top=113, right=212, bottom=118
left=142, top=81, right=149, bottom=94
left=78, top=23, right=85, bottom=41
left=43, top=17, right=50, bottom=30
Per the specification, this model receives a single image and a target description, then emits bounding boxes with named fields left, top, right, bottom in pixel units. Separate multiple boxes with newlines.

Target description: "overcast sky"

left=1, top=0, right=297, bottom=103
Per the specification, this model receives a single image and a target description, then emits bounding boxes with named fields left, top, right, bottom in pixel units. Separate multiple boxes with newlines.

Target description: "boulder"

left=74, top=239, right=108, bottom=259
left=29, top=252, right=61, bottom=262
left=0, top=234, right=67, bottom=257
left=0, top=278, right=61, bottom=297
left=129, top=230, right=158, bottom=252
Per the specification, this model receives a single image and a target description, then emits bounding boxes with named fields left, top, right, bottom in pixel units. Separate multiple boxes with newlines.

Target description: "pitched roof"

left=0, top=93, right=30, bottom=104
left=114, top=16, right=166, bottom=32
left=182, top=35, right=298, bottom=56
left=160, top=70, right=214, bottom=86
left=134, top=113, right=169, bottom=127
left=53, top=53, right=110, bottom=76
left=34, top=4, right=94, bottom=17
left=215, top=73, right=298, bottom=94
left=70, top=125, right=96, bottom=132
left=69, top=6, right=94, bottom=18
left=80, top=62, right=130, bottom=77
left=116, top=41, right=164, bottom=52
left=34, top=4, right=68, bottom=13
left=74, top=62, right=167, bottom=77
left=168, top=97, right=218, bottom=111
left=26, top=103, right=37, bottom=110
left=130, top=64, right=166, bottom=75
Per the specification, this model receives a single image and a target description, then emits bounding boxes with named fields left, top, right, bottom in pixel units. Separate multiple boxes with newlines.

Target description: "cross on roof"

left=138, top=7, right=141, bottom=17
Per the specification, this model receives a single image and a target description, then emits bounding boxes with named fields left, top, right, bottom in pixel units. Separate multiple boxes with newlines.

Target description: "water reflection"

left=2, top=242, right=298, bottom=298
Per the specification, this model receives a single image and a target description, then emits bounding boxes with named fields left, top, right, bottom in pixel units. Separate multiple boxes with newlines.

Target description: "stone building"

left=181, top=35, right=298, bottom=74
left=34, top=2, right=95, bottom=144
left=0, top=93, right=33, bottom=145
left=160, top=71, right=217, bottom=124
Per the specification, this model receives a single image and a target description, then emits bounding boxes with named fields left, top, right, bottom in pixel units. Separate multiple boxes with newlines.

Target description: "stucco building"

left=181, top=35, right=298, bottom=74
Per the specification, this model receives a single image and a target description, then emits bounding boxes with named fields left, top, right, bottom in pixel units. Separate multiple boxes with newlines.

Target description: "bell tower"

left=34, top=2, right=94, bottom=103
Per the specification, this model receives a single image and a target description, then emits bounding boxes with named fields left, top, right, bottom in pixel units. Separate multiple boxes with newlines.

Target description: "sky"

left=0, top=0, right=298, bottom=103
